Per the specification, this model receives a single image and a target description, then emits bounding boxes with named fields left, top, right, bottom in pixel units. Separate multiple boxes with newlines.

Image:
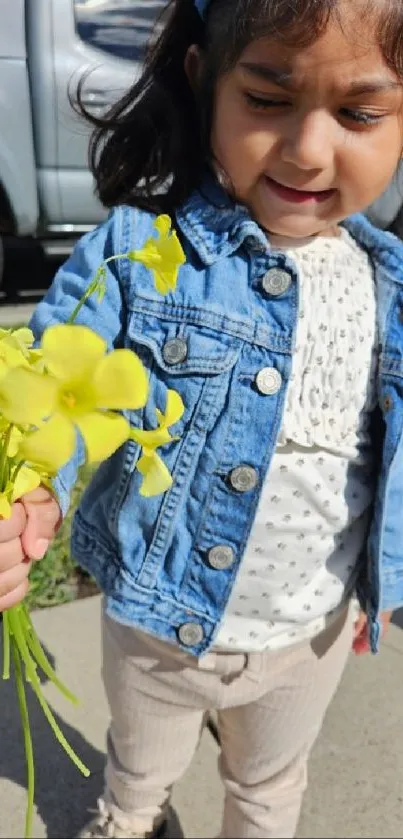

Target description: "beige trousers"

left=101, top=603, right=352, bottom=838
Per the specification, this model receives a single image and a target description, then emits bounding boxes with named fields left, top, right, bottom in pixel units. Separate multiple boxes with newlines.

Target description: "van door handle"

left=80, top=89, right=110, bottom=108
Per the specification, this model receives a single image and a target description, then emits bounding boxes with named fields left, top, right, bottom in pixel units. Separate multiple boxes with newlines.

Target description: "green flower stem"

left=12, top=642, right=35, bottom=839
left=103, top=254, right=129, bottom=264
left=67, top=287, right=96, bottom=325
left=11, top=459, right=25, bottom=487
left=19, top=605, right=79, bottom=705
left=0, top=423, right=12, bottom=492
left=67, top=254, right=128, bottom=324
left=2, top=610, right=10, bottom=679
left=7, top=608, right=90, bottom=778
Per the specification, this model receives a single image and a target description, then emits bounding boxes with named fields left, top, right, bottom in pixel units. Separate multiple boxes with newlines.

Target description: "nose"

left=281, top=110, right=334, bottom=172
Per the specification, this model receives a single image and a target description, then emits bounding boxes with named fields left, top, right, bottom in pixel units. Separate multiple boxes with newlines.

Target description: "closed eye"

left=245, top=92, right=385, bottom=126
left=245, top=92, right=290, bottom=110
left=339, top=108, right=384, bottom=126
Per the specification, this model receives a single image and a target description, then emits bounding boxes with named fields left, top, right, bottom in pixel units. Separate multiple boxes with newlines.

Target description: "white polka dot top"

left=214, top=229, right=378, bottom=653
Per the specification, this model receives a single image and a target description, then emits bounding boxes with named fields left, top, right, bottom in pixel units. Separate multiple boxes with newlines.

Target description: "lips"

left=265, top=176, right=336, bottom=204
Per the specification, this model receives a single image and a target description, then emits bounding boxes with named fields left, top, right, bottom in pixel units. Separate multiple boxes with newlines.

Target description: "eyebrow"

left=239, top=62, right=401, bottom=96
left=345, top=80, right=401, bottom=96
left=240, top=62, right=295, bottom=88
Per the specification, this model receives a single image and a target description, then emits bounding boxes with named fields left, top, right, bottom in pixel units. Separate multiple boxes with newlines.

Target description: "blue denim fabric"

left=30, top=178, right=403, bottom=654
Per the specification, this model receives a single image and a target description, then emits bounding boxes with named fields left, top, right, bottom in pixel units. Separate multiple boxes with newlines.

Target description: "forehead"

left=238, top=8, right=398, bottom=90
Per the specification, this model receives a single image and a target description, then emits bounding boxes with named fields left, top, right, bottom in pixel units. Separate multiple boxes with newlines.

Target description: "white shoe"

left=77, top=799, right=168, bottom=839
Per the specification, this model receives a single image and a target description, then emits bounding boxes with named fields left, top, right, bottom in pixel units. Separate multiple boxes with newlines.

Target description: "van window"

left=73, top=1, right=165, bottom=62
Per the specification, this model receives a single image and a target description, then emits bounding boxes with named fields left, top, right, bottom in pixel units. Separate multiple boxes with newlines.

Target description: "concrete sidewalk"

left=1, top=597, right=402, bottom=839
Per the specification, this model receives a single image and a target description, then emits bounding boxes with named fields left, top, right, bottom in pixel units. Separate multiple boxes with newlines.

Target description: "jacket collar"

left=176, top=173, right=403, bottom=284
left=175, top=174, right=269, bottom=265
left=343, top=214, right=403, bottom=286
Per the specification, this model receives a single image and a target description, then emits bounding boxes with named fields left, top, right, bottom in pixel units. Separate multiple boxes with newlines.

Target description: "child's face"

left=210, top=5, right=403, bottom=240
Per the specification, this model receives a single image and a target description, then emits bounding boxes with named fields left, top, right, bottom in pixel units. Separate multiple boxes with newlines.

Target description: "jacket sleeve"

left=29, top=207, right=127, bottom=516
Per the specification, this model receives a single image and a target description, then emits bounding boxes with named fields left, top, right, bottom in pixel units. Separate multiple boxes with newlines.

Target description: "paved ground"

left=1, top=596, right=403, bottom=838
left=0, top=302, right=35, bottom=326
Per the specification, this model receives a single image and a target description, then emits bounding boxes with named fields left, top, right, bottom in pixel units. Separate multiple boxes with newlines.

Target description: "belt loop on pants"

left=244, top=651, right=264, bottom=682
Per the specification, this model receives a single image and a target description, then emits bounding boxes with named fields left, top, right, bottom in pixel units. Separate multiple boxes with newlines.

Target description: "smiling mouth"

left=265, top=176, right=336, bottom=204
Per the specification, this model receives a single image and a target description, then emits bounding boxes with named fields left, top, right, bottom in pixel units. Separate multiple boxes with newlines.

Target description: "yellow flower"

left=0, top=324, right=149, bottom=472
left=27, top=348, right=45, bottom=373
left=0, top=327, right=37, bottom=380
left=128, top=215, right=185, bottom=296
left=6, top=425, right=23, bottom=457
left=0, top=327, right=35, bottom=355
left=0, top=326, right=45, bottom=374
left=0, top=466, right=40, bottom=519
left=131, top=389, right=184, bottom=496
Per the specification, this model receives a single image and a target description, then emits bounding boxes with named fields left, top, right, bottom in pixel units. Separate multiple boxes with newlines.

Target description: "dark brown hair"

left=78, top=0, right=403, bottom=214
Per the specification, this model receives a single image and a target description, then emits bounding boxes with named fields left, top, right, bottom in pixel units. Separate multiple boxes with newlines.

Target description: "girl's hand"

left=0, top=486, right=61, bottom=612
left=20, top=486, right=62, bottom=560
left=0, top=501, right=29, bottom=611
left=353, top=609, right=393, bottom=655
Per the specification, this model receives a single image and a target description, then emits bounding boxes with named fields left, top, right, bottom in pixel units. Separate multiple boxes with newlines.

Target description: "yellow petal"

left=0, top=493, right=12, bottom=519
left=18, top=413, right=76, bottom=473
left=137, top=450, right=173, bottom=497
left=0, top=342, right=30, bottom=371
left=75, top=411, right=130, bottom=464
left=0, top=358, right=8, bottom=381
left=158, top=230, right=186, bottom=268
left=16, top=326, right=35, bottom=343
left=7, top=426, right=23, bottom=458
left=154, top=214, right=171, bottom=237
left=128, top=215, right=185, bottom=296
left=129, top=241, right=162, bottom=269
left=0, top=367, right=58, bottom=425
left=153, top=267, right=181, bottom=296
left=9, top=327, right=35, bottom=352
left=42, top=324, right=107, bottom=380
left=93, top=350, right=149, bottom=410
left=157, top=389, right=185, bottom=427
left=131, top=426, right=171, bottom=449
left=154, top=216, right=185, bottom=264
left=28, top=349, right=45, bottom=373
left=131, top=389, right=184, bottom=451
left=12, top=466, right=41, bottom=500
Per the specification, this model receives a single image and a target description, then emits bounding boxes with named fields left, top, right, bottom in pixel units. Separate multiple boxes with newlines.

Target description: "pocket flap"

left=128, top=313, right=241, bottom=375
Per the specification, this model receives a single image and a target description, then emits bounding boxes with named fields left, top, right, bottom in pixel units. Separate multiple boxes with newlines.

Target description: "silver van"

left=0, top=0, right=164, bottom=283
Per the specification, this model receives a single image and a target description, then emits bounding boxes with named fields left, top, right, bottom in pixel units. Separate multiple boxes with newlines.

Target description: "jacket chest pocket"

left=127, top=311, right=242, bottom=437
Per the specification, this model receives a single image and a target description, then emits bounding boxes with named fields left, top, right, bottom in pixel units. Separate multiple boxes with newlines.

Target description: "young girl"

left=2, top=0, right=403, bottom=836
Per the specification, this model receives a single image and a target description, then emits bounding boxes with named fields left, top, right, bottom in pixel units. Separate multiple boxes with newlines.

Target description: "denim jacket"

left=30, top=179, right=403, bottom=655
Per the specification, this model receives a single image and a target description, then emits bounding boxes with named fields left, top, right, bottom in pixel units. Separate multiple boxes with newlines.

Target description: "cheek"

left=339, top=133, right=402, bottom=200
left=212, top=109, right=274, bottom=181
left=212, top=105, right=247, bottom=162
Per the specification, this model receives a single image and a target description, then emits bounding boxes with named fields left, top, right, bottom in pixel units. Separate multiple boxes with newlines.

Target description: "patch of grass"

left=26, top=466, right=98, bottom=610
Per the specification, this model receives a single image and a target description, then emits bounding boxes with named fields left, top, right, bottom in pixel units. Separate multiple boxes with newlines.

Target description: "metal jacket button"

left=178, top=622, right=204, bottom=646
left=262, top=268, right=291, bottom=296
left=208, top=545, right=235, bottom=570
left=229, top=465, right=259, bottom=492
left=255, top=367, right=282, bottom=395
left=163, top=338, right=188, bottom=365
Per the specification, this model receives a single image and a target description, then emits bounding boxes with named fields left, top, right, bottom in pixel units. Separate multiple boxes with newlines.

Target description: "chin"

left=260, top=216, right=329, bottom=240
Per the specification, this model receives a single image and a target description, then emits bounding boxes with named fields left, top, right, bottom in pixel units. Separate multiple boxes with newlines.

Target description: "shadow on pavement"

left=0, top=635, right=185, bottom=838
left=0, top=638, right=105, bottom=839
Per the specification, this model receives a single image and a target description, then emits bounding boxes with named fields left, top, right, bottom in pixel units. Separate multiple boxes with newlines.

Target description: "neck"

left=267, top=226, right=341, bottom=248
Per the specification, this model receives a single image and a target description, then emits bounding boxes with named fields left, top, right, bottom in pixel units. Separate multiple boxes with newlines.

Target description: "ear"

left=184, top=44, right=204, bottom=92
